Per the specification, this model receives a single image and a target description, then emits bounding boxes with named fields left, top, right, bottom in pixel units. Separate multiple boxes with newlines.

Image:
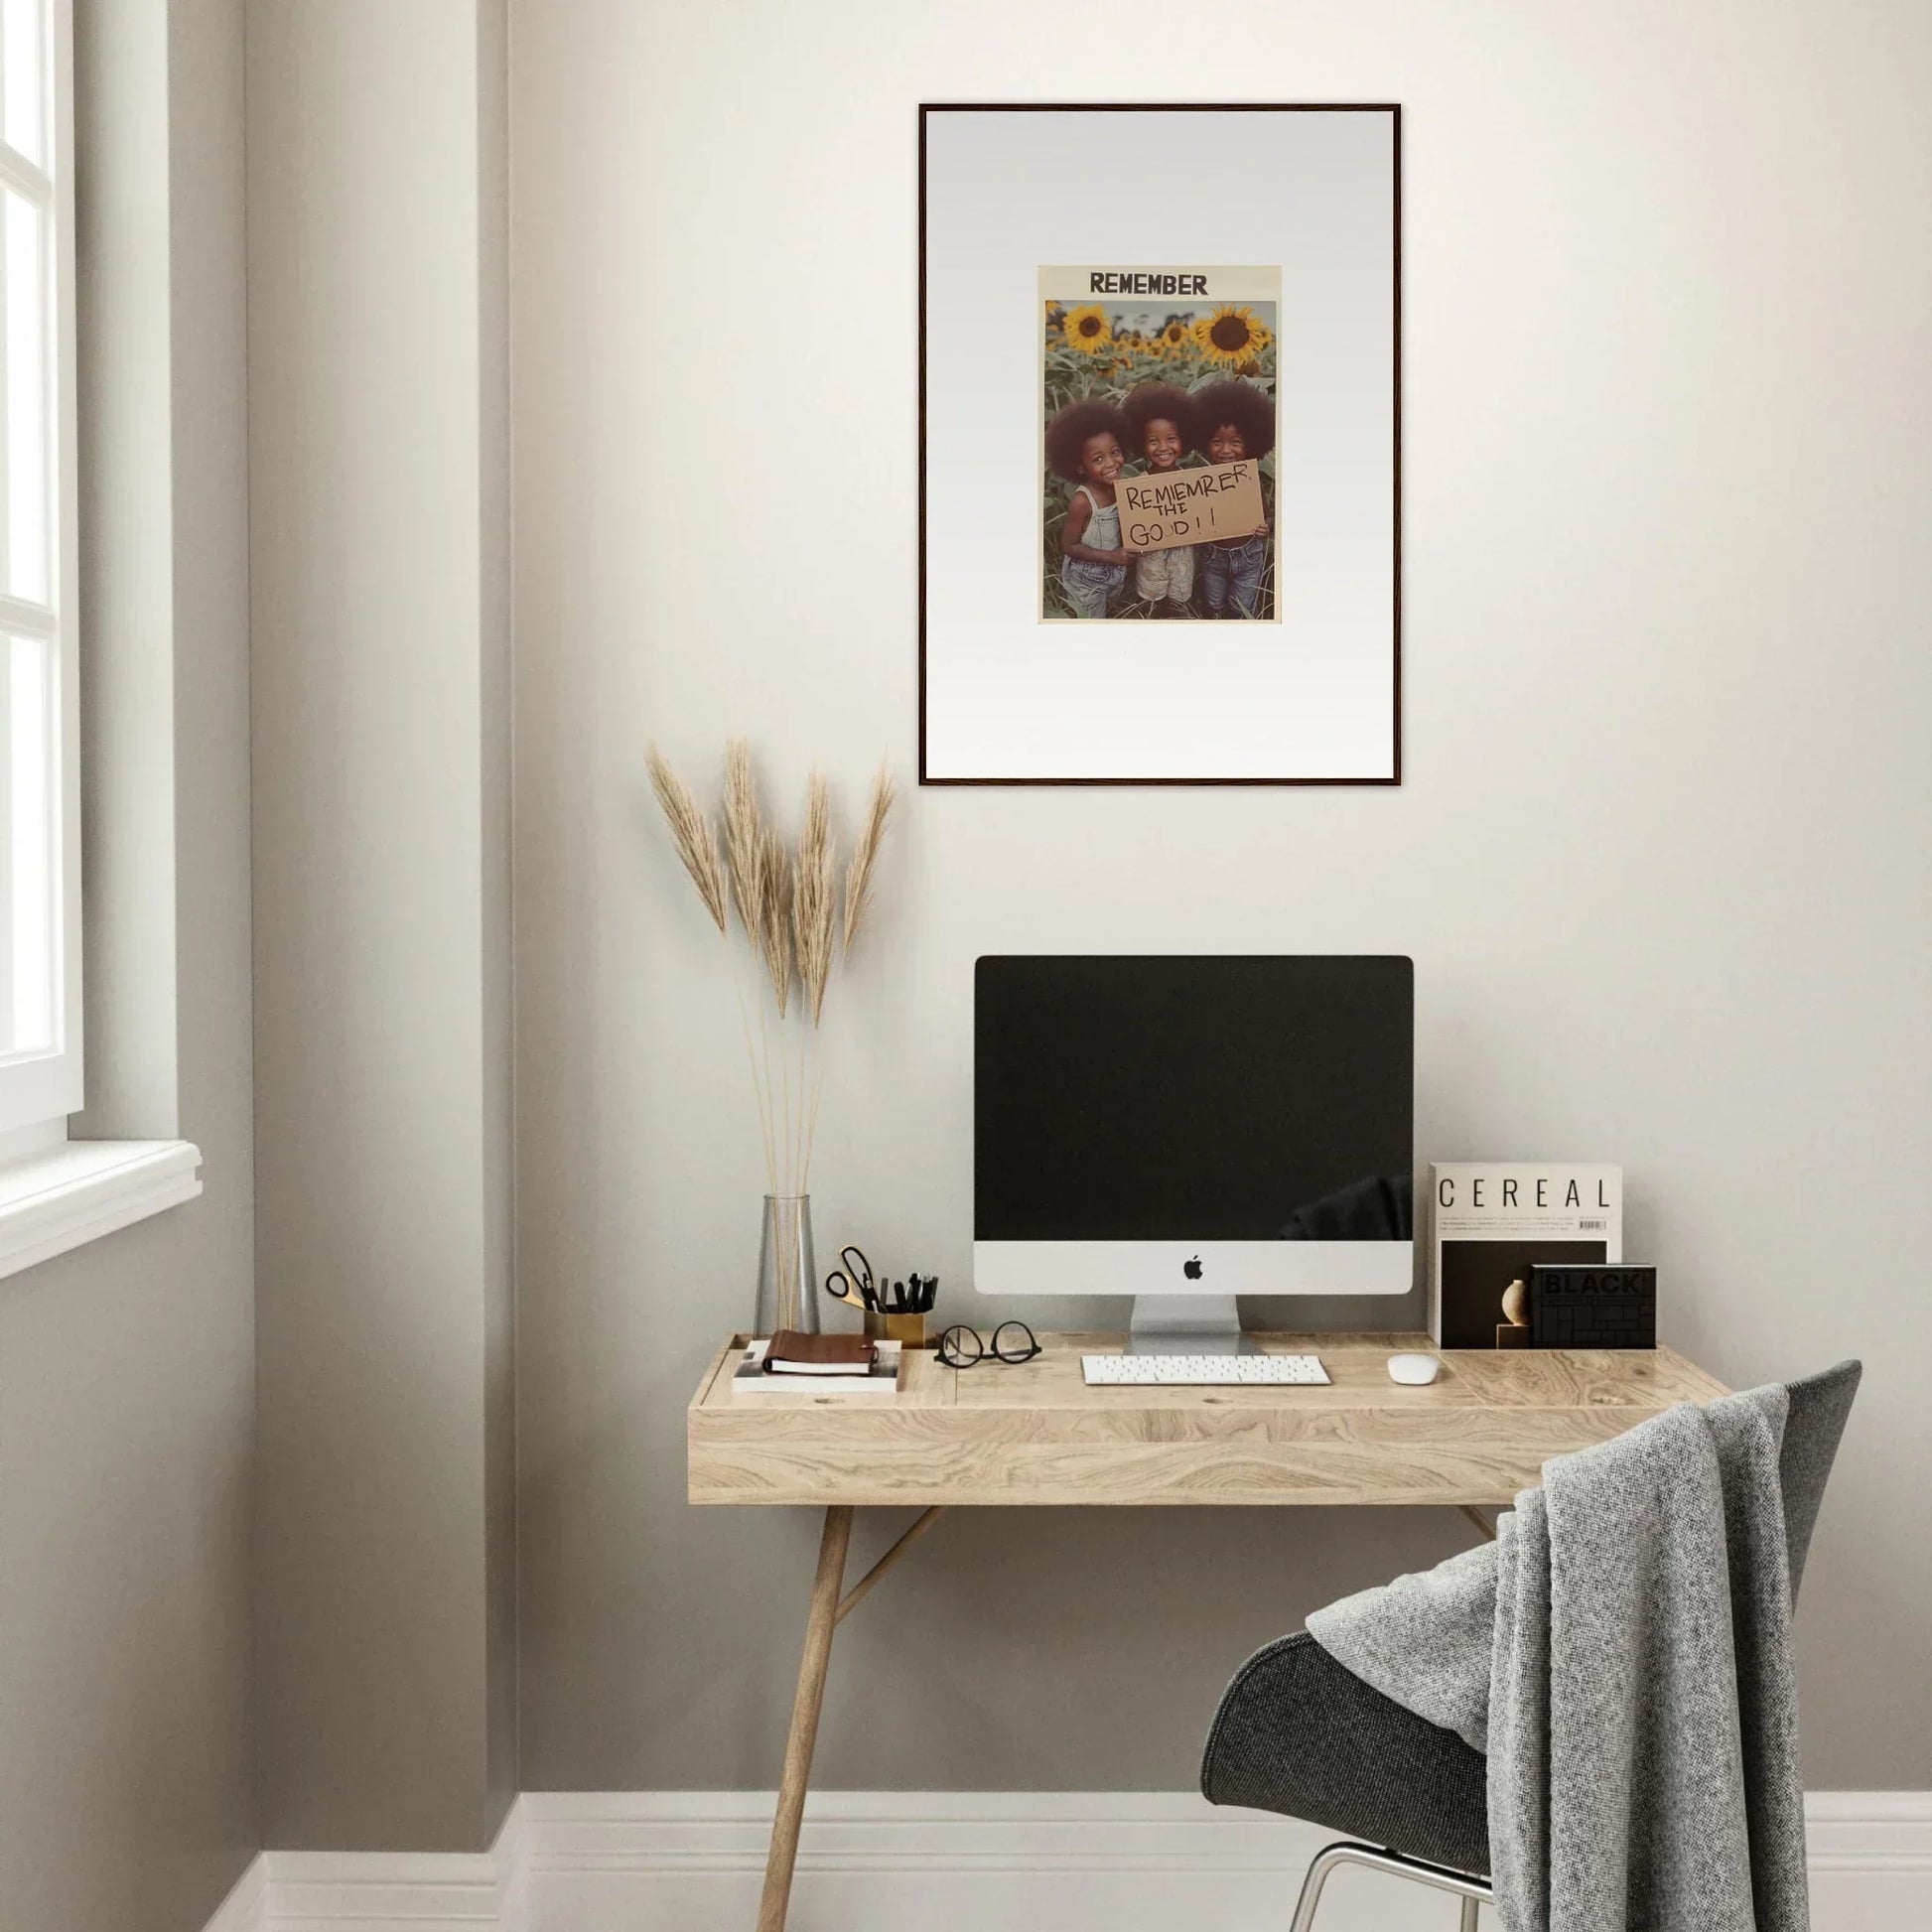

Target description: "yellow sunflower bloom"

left=1194, top=304, right=1266, bottom=366
left=1061, top=304, right=1113, bottom=355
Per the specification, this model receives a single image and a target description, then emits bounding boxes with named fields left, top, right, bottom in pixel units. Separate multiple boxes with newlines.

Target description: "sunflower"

left=1194, top=304, right=1266, bottom=366
left=1043, top=300, right=1066, bottom=337
left=1155, top=318, right=1193, bottom=354
left=1060, top=304, right=1113, bottom=355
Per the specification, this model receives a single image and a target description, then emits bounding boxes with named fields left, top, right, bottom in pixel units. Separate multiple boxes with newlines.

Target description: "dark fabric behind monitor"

left=974, top=956, right=1414, bottom=1241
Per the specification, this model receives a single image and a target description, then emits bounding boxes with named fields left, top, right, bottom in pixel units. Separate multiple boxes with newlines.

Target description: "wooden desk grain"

left=688, top=1332, right=1728, bottom=1508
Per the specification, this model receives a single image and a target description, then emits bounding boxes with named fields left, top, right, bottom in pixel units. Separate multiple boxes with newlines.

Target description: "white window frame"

left=0, top=0, right=200, bottom=1278
left=0, top=0, right=80, bottom=1141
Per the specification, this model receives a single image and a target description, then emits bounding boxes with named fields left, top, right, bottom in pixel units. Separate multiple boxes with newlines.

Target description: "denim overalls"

left=1059, top=485, right=1126, bottom=619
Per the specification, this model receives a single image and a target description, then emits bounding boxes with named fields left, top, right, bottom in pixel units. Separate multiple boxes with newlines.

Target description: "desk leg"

left=758, top=1504, right=853, bottom=1932
left=1457, top=1505, right=1498, bottom=1543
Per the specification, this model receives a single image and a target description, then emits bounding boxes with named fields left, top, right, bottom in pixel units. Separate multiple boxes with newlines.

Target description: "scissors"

left=824, top=1245, right=878, bottom=1312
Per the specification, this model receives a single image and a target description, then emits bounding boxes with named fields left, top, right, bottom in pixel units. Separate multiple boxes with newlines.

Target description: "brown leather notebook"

left=764, top=1330, right=877, bottom=1375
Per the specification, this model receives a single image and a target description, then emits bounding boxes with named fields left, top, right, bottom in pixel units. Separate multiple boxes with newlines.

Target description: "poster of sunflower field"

left=920, top=105, right=1398, bottom=782
left=1039, top=266, right=1280, bottom=623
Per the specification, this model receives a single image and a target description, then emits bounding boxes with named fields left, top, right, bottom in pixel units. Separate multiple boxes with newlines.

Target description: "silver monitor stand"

left=1127, top=1294, right=1258, bottom=1356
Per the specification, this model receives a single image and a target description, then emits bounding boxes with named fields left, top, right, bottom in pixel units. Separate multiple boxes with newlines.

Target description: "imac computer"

left=974, top=955, right=1414, bottom=1351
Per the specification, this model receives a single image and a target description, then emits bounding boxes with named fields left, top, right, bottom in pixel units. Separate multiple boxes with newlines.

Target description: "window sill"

left=0, top=1139, right=203, bottom=1283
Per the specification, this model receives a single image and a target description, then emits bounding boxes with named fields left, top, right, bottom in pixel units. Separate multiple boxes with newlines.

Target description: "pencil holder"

left=866, top=1310, right=927, bottom=1348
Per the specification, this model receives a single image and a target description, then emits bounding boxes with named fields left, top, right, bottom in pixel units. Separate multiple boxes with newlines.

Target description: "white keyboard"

left=1081, top=1352, right=1329, bottom=1387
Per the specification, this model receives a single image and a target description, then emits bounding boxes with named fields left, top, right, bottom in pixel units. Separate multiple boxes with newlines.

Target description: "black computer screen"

left=974, top=956, right=1414, bottom=1241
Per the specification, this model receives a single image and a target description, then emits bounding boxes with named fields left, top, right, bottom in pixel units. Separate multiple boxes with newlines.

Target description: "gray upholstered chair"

left=1200, top=1361, right=1862, bottom=1929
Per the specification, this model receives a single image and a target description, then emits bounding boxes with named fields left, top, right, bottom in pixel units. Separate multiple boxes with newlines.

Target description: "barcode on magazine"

left=1579, top=1218, right=1608, bottom=1231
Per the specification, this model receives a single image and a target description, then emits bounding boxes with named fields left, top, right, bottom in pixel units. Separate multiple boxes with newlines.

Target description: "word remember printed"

left=1117, top=461, right=1263, bottom=554
left=1087, top=271, right=1210, bottom=295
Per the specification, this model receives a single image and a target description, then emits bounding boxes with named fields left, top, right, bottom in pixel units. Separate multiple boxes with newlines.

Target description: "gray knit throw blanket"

left=1307, top=1387, right=1809, bottom=1932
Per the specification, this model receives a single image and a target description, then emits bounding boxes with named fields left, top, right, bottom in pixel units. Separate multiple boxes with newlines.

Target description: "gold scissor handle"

left=824, top=1241, right=875, bottom=1308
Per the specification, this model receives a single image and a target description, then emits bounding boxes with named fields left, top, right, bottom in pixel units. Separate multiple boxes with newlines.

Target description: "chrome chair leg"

left=1287, top=1844, right=1350, bottom=1932
left=1288, top=1841, right=1493, bottom=1932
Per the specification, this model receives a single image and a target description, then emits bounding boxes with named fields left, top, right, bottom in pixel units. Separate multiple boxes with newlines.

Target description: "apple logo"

left=1183, top=1255, right=1203, bottom=1280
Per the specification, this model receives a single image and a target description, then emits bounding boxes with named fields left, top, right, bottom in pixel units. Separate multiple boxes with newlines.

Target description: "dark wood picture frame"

left=917, top=102, right=1402, bottom=787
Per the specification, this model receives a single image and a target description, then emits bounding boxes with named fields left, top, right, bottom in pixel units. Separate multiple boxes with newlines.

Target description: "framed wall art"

left=918, top=104, right=1401, bottom=785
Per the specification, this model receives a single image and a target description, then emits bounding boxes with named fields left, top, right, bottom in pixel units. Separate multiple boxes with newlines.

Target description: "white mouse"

left=1387, top=1352, right=1442, bottom=1386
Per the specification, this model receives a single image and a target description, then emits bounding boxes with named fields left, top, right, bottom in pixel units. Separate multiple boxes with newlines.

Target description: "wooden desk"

left=688, top=1331, right=1726, bottom=1930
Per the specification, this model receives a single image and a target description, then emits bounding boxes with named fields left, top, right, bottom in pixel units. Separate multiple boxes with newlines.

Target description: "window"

left=0, top=0, right=76, bottom=1142
left=0, top=0, right=198, bottom=1275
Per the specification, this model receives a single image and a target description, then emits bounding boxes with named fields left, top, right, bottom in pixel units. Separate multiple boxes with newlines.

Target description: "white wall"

left=510, top=0, right=1932, bottom=1793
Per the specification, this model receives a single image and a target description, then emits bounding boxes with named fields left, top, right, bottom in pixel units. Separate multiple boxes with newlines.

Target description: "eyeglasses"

left=936, top=1320, right=1041, bottom=1368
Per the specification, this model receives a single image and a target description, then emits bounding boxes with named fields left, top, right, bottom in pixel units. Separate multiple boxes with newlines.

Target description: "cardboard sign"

left=1117, top=461, right=1263, bottom=553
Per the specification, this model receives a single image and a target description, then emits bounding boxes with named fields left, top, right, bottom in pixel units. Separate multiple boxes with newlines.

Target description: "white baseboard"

left=1803, top=1792, right=1932, bottom=1932
left=202, top=1855, right=267, bottom=1932
left=197, top=1806, right=525, bottom=1932
left=203, top=1789, right=1932, bottom=1932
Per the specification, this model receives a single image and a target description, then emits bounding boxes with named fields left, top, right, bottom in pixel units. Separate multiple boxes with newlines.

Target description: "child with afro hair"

left=1044, top=397, right=1132, bottom=620
left=1122, top=381, right=1197, bottom=618
left=1186, top=378, right=1275, bottom=619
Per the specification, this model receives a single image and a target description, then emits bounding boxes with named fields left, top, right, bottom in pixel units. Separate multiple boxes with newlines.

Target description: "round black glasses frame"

left=936, top=1320, right=1041, bottom=1368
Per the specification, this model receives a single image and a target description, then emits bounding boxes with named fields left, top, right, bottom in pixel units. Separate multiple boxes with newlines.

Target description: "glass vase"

left=754, top=1193, right=818, bottom=1338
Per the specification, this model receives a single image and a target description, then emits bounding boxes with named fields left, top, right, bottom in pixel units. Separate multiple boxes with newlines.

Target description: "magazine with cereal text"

left=1429, top=1164, right=1622, bottom=1349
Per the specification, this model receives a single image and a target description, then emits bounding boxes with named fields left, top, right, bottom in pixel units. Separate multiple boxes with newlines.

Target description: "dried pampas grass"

left=792, top=773, right=837, bottom=1026
left=722, top=739, right=764, bottom=939
left=646, top=742, right=897, bottom=1194
left=646, top=746, right=727, bottom=934
left=758, top=825, right=793, bottom=1018
left=843, top=762, right=896, bottom=952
